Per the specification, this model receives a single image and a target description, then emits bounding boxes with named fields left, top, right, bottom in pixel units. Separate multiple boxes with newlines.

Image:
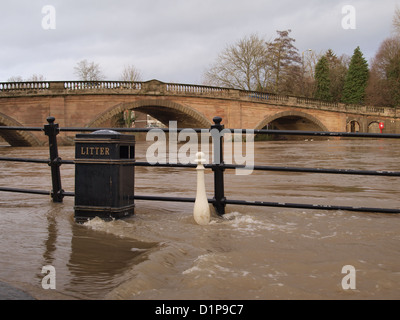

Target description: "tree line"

left=204, top=8, right=400, bottom=108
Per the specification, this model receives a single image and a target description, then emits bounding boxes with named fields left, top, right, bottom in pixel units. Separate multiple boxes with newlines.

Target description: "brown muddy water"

left=0, top=139, right=399, bottom=300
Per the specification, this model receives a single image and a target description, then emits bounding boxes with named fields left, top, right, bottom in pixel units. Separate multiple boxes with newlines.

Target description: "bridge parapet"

left=0, top=81, right=49, bottom=91
left=0, top=80, right=143, bottom=93
left=296, top=97, right=339, bottom=109
left=239, top=90, right=289, bottom=103
left=166, top=82, right=231, bottom=96
left=0, top=79, right=397, bottom=118
left=63, top=80, right=143, bottom=91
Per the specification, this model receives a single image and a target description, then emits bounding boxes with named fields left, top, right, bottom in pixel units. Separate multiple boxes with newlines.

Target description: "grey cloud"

left=0, top=0, right=397, bottom=83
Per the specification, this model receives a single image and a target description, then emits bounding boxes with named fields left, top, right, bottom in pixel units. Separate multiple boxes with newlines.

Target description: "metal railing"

left=1, top=116, right=400, bottom=215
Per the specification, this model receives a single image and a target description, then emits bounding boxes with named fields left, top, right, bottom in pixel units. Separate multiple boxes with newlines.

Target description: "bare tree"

left=7, top=76, right=23, bottom=82
left=7, top=74, right=46, bottom=82
left=74, top=59, right=105, bottom=81
left=26, top=74, right=46, bottom=82
left=300, top=49, right=324, bottom=97
left=204, top=30, right=308, bottom=96
left=203, top=34, right=271, bottom=91
left=366, top=37, right=400, bottom=107
left=120, top=64, right=142, bottom=82
left=302, top=50, right=323, bottom=81
left=394, top=6, right=400, bottom=37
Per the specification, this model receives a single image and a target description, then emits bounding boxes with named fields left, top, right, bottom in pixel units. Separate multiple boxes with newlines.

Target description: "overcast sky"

left=0, top=0, right=399, bottom=84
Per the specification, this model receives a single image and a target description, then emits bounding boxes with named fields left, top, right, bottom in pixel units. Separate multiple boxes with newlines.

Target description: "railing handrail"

left=2, top=125, right=400, bottom=138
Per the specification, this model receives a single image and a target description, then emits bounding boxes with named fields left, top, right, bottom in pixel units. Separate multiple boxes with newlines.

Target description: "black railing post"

left=211, top=116, right=226, bottom=215
left=44, top=116, right=64, bottom=203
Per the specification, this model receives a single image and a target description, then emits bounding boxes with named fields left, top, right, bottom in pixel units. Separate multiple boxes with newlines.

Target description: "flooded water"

left=0, top=139, right=399, bottom=300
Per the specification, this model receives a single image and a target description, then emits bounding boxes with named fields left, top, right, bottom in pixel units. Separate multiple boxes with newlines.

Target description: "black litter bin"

left=74, top=130, right=135, bottom=222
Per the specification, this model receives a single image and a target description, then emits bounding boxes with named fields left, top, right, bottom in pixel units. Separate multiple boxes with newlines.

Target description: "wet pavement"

left=0, top=281, right=35, bottom=300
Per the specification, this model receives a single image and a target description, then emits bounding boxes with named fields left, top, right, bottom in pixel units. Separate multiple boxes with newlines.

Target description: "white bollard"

left=193, top=152, right=210, bottom=225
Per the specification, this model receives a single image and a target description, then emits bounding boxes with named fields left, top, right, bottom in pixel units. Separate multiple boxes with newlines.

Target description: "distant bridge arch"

left=347, top=120, right=361, bottom=132
left=0, top=113, right=41, bottom=146
left=88, top=99, right=212, bottom=129
left=254, top=110, right=329, bottom=132
left=368, top=121, right=380, bottom=133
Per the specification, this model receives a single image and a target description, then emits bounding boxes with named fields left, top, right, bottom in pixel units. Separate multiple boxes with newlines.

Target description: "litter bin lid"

left=91, top=130, right=121, bottom=135
left=75, top=129, right=134, bottom=142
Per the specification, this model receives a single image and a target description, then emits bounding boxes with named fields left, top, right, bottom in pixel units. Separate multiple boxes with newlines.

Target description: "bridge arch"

left=0, top=113, right=42, bottom=146
left=368, top=121, right=380, bottom=133
left=88, top=99, right=212, bottom=128
left=254, top=110, right=329, bottom=132
left=347, top=120, right=361, bottom=133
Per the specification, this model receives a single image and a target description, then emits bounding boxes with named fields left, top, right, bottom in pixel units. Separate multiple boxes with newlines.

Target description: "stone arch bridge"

left=0, top=79, right=399, bottom=146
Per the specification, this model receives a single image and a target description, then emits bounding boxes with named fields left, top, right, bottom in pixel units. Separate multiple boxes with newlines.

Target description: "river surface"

left=0, top=139, right=399, bottom=300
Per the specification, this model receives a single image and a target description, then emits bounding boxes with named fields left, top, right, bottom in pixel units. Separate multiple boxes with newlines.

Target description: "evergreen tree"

left=341, top=47, right=369, bottom=104
left=314, top=55, right=332, bottom=101
left=325, top=49, right=348, bottom=102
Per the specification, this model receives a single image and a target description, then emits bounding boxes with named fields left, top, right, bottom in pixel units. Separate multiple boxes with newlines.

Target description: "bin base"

left=74, top=204, right=135, bottom=223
